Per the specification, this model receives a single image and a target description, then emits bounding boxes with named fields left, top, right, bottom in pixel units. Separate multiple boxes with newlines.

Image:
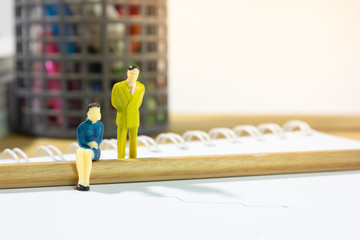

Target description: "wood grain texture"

left=0, top=149, right=359, bottom=189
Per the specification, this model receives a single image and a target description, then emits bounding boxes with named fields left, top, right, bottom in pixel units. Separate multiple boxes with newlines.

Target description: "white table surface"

left=1, top=170, right=359, bottom=240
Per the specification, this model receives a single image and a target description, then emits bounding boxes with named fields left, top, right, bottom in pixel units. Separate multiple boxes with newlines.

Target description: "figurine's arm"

left=77, top=124, right=87, bottom=148
left=111, top=84, right=123, bottom=111
left=137, top=86, right=145, bottom=108
left=96, top=121, right=104, bottom=146
left=88, top=121, right=104, bottom=149
left=78, top=123, right=99, bottom=149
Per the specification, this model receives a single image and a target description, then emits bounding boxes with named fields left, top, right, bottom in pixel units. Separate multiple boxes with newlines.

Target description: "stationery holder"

left=13, top=0, right=168, bottom=138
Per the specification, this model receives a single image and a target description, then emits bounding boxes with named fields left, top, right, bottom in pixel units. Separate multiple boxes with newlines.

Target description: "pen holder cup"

left=13, top=0, right=168, bottom=138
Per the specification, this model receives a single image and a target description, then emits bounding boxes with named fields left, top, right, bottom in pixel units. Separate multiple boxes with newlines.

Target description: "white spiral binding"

left=47, top=145, right=66, bottom=161
left=155, top=133, right=188, bottom=150
left=257, top=123, right=285, bottom=137
left=183, top=130, right=215, bottom=146
left=35, top=145, right=65, bottom=161
left=100, top=139, right=117, bottom=150
left=138, top=135, right=161, bottom=152
left=0, top=148, right=29, bottom=162
left=1, top=119, right=313, bottom=163
left=0, top=149, right=20, bottom=162
left=208, top=128, right=239, bottom=143
left=232, top=125, right=264, bottom=140
left=13, top=148, right=29, bottom=161
left=67, top=142, right=79, bottom=154
left=283, top=120, right=313, bottom=135
left=35, top=146, right=56, bottom=160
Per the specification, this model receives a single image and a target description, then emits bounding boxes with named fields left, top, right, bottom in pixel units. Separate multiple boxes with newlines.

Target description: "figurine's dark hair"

left=87, top=103, right=100, bottom=112
left=128, top=65, right=140, bottom=71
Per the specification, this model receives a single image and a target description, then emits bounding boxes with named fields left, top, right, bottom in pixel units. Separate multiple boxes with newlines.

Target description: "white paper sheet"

left=1, top=171, right=359, bottom=240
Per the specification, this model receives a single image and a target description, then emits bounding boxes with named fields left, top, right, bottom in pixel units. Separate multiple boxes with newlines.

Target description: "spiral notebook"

left=1, top=120, right=360, bottom=189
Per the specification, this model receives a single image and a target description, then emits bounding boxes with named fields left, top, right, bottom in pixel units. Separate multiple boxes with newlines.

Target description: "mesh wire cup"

left=13, top=0, right=168, bottom=138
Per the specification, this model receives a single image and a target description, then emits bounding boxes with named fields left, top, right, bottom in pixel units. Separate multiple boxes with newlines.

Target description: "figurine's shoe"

left=75, top=184, right=90, bottom=191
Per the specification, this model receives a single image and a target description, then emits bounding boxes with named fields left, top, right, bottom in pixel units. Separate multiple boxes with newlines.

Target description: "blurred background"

left=9, top=0, right=168, bottom=138
left=169, top=0, right=360, bottom=115
left=0, top=0, right=359, bottom=154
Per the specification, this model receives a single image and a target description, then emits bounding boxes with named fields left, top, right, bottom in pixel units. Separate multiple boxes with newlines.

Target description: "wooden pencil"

left=0, top=149, right=359, bottom=189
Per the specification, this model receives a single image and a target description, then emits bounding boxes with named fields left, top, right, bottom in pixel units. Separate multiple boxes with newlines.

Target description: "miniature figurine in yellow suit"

left=111, top=65, right=145, bottom=159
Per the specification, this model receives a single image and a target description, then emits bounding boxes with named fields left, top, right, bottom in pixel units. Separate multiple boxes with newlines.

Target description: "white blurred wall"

left=0, top=0, right=14, bottom=55
left=169, top=0, right=360, bottom=114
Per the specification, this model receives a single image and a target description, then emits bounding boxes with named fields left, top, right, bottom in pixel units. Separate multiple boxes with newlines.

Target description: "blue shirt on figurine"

left=77, top=118, right=104, bottom=161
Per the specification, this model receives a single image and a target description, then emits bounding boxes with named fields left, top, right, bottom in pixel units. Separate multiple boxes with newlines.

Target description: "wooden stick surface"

left=0, top=149, right=359, bottom=189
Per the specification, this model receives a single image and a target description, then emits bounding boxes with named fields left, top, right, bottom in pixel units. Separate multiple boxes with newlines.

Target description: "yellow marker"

left=111, top=65, right=145, bottom=159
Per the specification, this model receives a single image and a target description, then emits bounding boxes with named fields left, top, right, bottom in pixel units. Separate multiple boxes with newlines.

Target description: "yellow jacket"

left=111, top=81, right=145, bottom=128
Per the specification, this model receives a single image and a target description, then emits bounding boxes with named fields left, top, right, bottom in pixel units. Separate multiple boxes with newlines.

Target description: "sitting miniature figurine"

left=75, top=103, right=104, bottom=191
left=111, top=65, right=145, bottom=159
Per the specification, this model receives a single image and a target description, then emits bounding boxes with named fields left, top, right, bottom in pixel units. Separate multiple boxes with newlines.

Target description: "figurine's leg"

left=75, top=148, right=86, bottom=186
left=75, top=148, right=94, bottom=191
left=83, top=149, right=94, bottom=186
left=129, top=127, right=138, bottom=158
left=117, top=127, right=128, bottom=159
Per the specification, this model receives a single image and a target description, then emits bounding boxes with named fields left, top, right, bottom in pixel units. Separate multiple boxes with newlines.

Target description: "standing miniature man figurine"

left=111, top=65, right=145, bottom=159
left=75, top=103, right=104, bottom=191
